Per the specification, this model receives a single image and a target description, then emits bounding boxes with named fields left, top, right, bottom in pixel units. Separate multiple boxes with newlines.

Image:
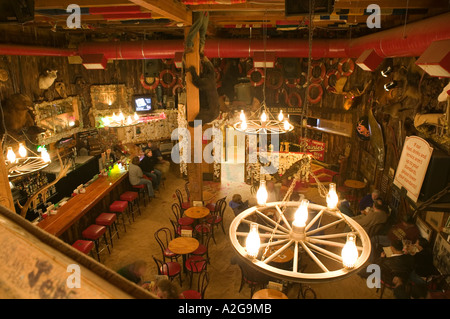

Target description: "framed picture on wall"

left=433, top=233, right=450, bottom=283
left=425, top=211, right=447, bottom=232
left=416, top=217, right=433, bottom=241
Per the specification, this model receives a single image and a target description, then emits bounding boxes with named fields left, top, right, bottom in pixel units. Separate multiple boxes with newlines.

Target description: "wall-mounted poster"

left=393, top=136, right=433, bottom=202
left=298, top=137, right=326, bottom=161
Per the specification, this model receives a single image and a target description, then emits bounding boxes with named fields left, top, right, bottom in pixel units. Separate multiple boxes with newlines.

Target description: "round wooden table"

left=168, top=237, right=199, bottom=255
left=252, top=288, right=288, bottom=299
left=344, top=179, right=367, bottom=213
left=266, top=245, right=294, bottom=263
left=184, top=206, right=210, bottom=219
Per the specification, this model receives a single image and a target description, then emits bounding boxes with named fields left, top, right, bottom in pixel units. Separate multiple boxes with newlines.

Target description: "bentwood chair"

left=169, top=218, right=194, bottom=238
left=182, top=270, right=210, bottom=299
left=154, top=227, right=179, bottom=263
left=185, top=181, right=191, bottom=202
left=152, top=255, right=182, bottom=286
left=175, top=189, right=191, bottom=211
left=171, top=203, right=194, bottom=227
left=190, top=231, right=212, bottom=263
left=206, top=196, right=227, bottom=240
left=185, top=255, right=208, bottom=288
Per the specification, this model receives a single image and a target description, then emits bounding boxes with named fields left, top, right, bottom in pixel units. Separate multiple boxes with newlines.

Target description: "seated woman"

left=117, top=260, right=147, bottom=285
left=139, top=149, right=162, bottom=191
left=128, top=156, right=155, bottom=198
left=229, top=194, right=249, bottom=217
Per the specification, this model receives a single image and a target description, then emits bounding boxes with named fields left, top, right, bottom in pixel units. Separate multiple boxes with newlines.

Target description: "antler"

left=18, top=150, right=71, bottom=218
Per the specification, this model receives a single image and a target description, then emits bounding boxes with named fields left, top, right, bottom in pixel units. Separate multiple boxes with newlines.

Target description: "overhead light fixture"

left=384, top=81, right=398, bottom=91
left=4, top=139, right=51, bottom=178
left=381, top=65, right=393, bottom=77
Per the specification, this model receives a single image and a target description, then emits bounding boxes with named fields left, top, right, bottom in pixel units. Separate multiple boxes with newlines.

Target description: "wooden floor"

left=100, top=163, right=394, bottom=299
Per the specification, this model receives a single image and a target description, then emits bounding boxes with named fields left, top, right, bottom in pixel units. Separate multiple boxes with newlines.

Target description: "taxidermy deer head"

left=331, top=77, right=372, bottom=111
left=38, top=69, right=58, bottom=90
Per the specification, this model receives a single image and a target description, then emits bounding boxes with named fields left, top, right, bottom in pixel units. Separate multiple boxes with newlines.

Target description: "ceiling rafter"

left=128, top=0, right=192, bottom=25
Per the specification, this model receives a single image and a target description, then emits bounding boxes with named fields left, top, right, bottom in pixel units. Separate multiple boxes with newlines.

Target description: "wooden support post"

left=0, top=144, right=14, bottom=212
left=185, top=28, right=203, bottom=203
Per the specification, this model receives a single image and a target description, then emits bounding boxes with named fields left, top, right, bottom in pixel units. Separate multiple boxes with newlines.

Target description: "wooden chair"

left=182, top=270, right=210, bottom=299
left=169, top=218, right=194, bottom=238
left=206, top=196, right=227, bottom=240
left=191, top=231, right=212, bottom=263
left=171, top=203, right=194, bottom=227
left=237, top=263, right=268, bottom=298
left=152, top=255, right=182, bottom=286
left=175, top=189, right=191, bottom=211
left=185, top=256, right=208, bottom=288
left=185, top=181, right=191, bottom=202
left=154, top=227, right=179, bottom=263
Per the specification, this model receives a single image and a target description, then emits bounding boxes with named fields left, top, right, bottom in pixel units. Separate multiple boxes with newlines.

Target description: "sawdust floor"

left=101, top=163, right=394, bottom=299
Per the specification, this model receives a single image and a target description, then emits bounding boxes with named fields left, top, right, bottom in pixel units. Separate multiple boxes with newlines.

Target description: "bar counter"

left=37, top=169, right=128, bottom=238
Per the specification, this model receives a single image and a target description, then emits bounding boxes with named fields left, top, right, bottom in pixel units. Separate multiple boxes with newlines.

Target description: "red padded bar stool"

left=110, top=200, right=131, bottom=231
left=82, top=224, right=111, bottom=262
left=95, top=213, right=120, bottom=248
left=132, top=184, right=150, bottom=207
left=72, top=240, right=94, bottom=258
left=120, top=191, right=141, bottom=218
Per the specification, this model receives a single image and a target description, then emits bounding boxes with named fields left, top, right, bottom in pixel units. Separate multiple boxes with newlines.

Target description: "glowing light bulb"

left=118, top=111, right=125, bottom=122
left=18, top=143, right=27, bottom=158
left=126, top=116, right=132, bottom=125
left=342, top=233, right=358, bottom=269
left=41, top=148, right=51, bottom=163
left=283, top=119, right=291, bottom=131
left=240, top=110, right=246, bottom=121
left=245, top=223, right=260, bottom=258
left=293, top=199, right=309, bottom=227
left=112, top=113, right=119, bottom=122
left=278, top=110, right=284, bottom=122
left=134, top=112, right=139, bottom=121
left=256, top=180, right=268, bottom=206
left=261, top=111, right=267, bottom=122
left=241, top=120, right=247, bottom=130
left=326, top=183, right=339, bottom=210
left=103, top=117, right=111, bottom=126
left=6, top=147, right=16, bottom=163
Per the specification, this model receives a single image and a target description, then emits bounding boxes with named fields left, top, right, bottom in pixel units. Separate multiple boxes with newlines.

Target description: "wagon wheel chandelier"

left=3, top=135, right=51, bottom=178
left=229, top=170, right=372, bottom=284
left=233, top=14, right=294, bottom=135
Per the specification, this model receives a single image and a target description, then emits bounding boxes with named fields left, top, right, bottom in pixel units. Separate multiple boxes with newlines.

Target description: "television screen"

left=133, top=95, right=152, bottom=113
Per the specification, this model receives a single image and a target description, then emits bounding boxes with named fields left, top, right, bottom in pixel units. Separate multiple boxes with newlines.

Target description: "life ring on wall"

left=310, top=61, right=326, bottom=83
left=159, top=69, right=177, bottom=88
left=247, top=67, right=265, bottom=87
left=172, top=78, right=184, bottom=95
left=307, top=83, right=323, bottom=104
left=287, top=91, right=302, bottom=108
left=338, top=58, right=355, bottom=77
left=323, top=69, right=341, bottom=92
left=266, top=69, right=284, bottom=90
left=285, top=77, right=299, bottom=89
left=140, top=73, right=159, bottom=90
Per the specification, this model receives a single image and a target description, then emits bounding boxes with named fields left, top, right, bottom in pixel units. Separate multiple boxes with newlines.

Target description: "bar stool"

left=110, top=200, right=132, bottom=230
left=95, top=213, right=120, bottom=248
left=82, top=224, right=111, bottom=262
left=132, top=184, right=150, bottom=207
left=72, top=240, right=94, bottom=259
left=120, top=191, right=141, bottom=218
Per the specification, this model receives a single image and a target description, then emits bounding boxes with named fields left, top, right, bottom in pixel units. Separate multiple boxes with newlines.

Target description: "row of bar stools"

left=96, top=213, right=120, bottom=248
left=120, top=191, right=141, bottom=219
left=72, top=240, right=94, bottom=258
left=132, top=184, right=150, bottom=207
left=81, top=224, right=111, bottom=262
left=110, top=200, right=132, bottom=232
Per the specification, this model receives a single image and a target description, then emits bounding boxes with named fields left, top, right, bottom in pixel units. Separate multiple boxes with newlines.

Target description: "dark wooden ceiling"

left=1, top=0, right=450, bottom=42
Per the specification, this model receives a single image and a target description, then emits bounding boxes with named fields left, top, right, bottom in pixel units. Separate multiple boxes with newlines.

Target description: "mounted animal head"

left=331, top=77, right=372, bottom=110
left=38, top=69, right=58, bottom=90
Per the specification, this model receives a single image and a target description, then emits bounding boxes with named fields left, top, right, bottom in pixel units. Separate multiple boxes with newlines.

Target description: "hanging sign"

left=299, top=137, right=326, bottom=161
left=393, top=136, right=433, bottom=202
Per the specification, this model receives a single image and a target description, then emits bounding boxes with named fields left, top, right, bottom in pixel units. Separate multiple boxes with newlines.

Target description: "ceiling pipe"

left=0, top=12, right=449, bottom=59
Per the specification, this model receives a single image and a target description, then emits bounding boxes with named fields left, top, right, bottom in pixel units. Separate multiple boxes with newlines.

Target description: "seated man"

left=129, top=156, right=154, bottom=198
left=145, top=141, right=170, bottom=177
left=229, top=194, right=249, bottom=217
left=350, top=199, right=388, bottom=235
left=339, top=189, right=380, bottom=217
left=139, top=149, right=162, bottom=191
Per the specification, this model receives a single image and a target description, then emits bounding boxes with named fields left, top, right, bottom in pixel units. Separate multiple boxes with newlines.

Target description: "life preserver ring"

left=310, top=62, right=326, bottom=83
left=140, top=73, right=159, bottom=90
left=159, top=69, right=177, bottom=88
left=298, top=72, right=308, bottom=88
left=172, top=78, right=184, bottom=95
left=323, top=69, right=341, bottom=92
left=338, top=58, right=355, bottom=77
left=288, top=91, right=302, bottom=108
left=285, top=77, right=299, bottom=89
left=247, top=67, right=265, bottom=87
left=307, top=83, right=323, bottom=104
left=266, top=69, right=284, bottom=90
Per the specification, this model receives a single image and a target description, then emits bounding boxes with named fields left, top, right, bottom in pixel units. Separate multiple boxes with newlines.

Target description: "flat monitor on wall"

left=133, top=95, right=153, bottom=114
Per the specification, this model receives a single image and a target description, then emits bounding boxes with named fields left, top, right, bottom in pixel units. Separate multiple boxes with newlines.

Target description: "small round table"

left=184, top=206, right=210, bottom=220
left=252, top=288, right=288, bottom=299
left=168, top=237, right=199, bottom=272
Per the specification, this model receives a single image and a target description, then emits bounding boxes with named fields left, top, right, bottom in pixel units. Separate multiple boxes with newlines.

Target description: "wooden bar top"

left=37, top=170, right=128, bottom=237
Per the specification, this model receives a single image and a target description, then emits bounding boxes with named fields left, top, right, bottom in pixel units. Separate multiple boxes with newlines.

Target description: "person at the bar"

left=139, top=149, right=162, bottom=191
left=129, top=156, right=155, bottom=198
